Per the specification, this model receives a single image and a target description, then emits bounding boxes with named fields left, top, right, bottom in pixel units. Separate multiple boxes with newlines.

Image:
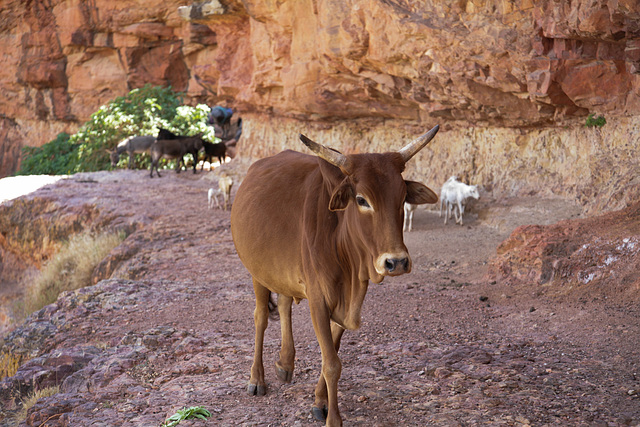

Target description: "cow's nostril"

left=385, top=258, right=409, bottom=273
left=385, top=259, right=396, bottom=272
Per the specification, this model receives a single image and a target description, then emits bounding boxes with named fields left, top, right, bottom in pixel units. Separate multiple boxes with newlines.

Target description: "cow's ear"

left=329, top=177, right=354, bottom=211
left=405, top=180, right=438, bottom=204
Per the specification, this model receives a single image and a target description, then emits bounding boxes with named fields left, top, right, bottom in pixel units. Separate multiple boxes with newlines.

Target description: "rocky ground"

left=1, top=165, right=639, bottom=426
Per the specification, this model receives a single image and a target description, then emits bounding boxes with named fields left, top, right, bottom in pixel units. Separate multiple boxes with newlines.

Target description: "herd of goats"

left=404, top=175, right=480, bottom=231
left=107, top=108, right=479, bottom=226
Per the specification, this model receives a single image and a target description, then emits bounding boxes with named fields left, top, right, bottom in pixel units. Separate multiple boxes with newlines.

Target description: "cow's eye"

left=356, top=195, right=370, bottom=208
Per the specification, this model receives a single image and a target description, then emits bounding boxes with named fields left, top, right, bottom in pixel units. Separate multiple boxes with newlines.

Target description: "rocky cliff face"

left=1, top=0, right=640, bottom=211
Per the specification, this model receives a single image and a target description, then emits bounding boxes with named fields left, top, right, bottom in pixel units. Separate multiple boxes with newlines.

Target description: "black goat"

left=156, top=128, right=204, bottom=174
left=201, top=140, right=227, bottom=170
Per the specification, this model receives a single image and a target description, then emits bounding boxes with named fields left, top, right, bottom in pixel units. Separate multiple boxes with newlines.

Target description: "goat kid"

left=207, top=176, right=234, bottom=210
left=439, top=176, right=479, bottom=225
left=208, top=188, right=221, bottom=209
left=403, top=202, right=417, bottom=232
left=219, top=175, right=233, bottom=210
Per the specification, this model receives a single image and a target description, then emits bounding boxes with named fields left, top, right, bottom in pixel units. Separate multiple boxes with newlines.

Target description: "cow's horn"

left=398, top=125, right=440, bottom=163
left=299, top=134, right=351, bottom=173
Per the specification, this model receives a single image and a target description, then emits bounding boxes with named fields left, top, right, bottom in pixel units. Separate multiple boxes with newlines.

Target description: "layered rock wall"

left=240, top=113, right=640, bottom=214
left=1, top=0, right=640, bottom=211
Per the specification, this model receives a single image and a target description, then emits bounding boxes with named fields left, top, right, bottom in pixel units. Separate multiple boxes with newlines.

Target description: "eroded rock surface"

left=489, top=199, right=640, bottom=301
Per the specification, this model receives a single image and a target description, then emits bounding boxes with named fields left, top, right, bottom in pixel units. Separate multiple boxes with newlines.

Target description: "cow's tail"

left=268, top=292, right=279, bottom=320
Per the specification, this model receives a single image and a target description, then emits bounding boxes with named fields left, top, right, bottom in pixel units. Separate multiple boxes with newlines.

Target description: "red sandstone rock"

left=2, top=0, right=640, bottom=178
left=489, top=200, right=640, bottom=300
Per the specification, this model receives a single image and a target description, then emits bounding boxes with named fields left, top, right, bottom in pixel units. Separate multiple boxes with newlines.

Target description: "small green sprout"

left=161, top=406, right=212, bottom=427
left=585, top=113, right=606, bottom=128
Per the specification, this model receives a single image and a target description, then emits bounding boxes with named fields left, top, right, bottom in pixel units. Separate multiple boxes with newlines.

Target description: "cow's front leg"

left=276, top=294, right=295, bottom=382
left=248, top=279, right=270, bottom=396
left=310, top=313, right=345, bottom=426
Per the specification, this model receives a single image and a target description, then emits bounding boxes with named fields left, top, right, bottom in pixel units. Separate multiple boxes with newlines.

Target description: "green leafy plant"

left=166, top=104, right=216, bottom=141
left=17, top=132, right=79, bottom=176
left=18, top=85, right=220, bottom=175
left=585, top=113, right=606, bottom=128
left=161, top=406, right=212, bottom=427
left=71, top=84, right=183, bottom=173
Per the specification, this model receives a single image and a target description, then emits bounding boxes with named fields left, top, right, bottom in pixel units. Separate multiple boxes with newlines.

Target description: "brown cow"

left=230, top=125, right=440, bottom=426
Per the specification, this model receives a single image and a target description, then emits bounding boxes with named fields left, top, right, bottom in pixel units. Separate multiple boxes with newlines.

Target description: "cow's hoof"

left=276, top=364, right=293, bottom=383
left=311, top=405, right=328, bottom=422
left=247, top=383, right=266, bottom=396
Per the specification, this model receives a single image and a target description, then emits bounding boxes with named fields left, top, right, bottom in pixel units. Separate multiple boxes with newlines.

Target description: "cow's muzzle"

left=376, top=253, right=412, bottom=276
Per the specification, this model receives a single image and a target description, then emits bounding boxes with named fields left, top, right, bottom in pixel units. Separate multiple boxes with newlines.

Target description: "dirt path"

left=1, top=167, right=639, bottom=426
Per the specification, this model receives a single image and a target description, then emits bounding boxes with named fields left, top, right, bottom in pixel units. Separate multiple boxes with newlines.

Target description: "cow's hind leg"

left=275, top=294, right=295, bottom=382
left=248, top=278, right=270, bottom=396
left=311, top=321, right=345, bottom=424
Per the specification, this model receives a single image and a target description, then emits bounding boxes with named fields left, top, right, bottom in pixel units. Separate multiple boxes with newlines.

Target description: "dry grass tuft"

left=0, top=351, right=24, bottom=380
left=13, top=385, right=60, bottom=423
left=22, top=231, right=124, bottom=315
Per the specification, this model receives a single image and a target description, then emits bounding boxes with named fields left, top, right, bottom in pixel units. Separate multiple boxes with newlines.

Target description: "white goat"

left=403, top=202, right=417, bottom=232
left=439, top=176, right=479, bottom=225
left=208, top=187, right=221, bottom=209
left=208, top=175, right=234, bottom=210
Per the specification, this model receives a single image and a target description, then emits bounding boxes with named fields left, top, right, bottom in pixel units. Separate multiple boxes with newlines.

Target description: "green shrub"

left=72, top=84, right=183, bottom=173
left=166, top=104, right=216, bottom=141
left=585, top=113, right=606, bottom=128
left=18, top=85, right=218, bottom=175
left=17, top=133, right=79, bottom=176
